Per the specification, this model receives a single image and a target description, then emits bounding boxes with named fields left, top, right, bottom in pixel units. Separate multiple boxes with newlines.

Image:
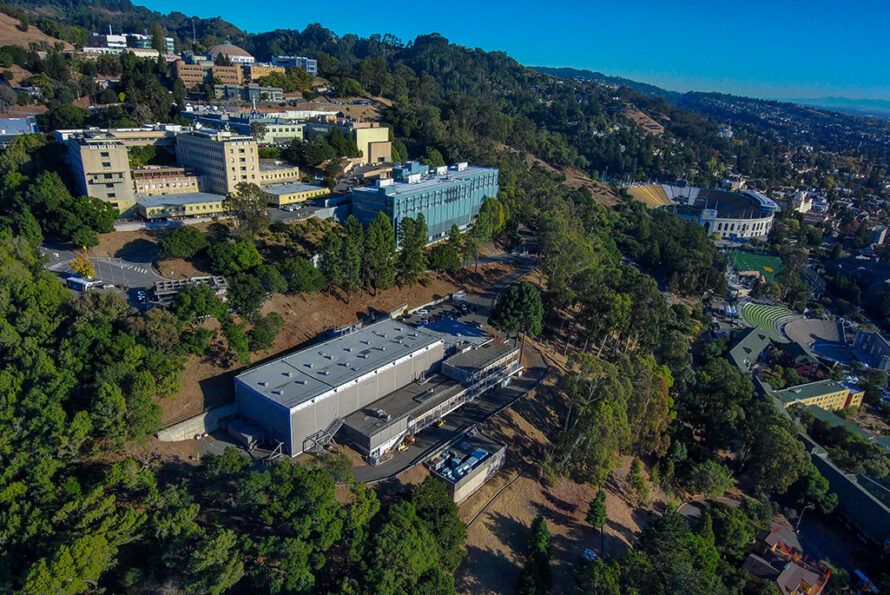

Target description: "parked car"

left=415, top=309, right=429, bottom=317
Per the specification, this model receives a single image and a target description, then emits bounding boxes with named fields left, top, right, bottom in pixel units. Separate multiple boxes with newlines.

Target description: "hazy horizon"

left=140, top=0, right=890, bottom=102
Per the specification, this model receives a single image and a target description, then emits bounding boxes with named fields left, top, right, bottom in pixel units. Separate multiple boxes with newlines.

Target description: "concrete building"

left=258, top=160, right=301, bottom=185
left=263, top=182, right=329, bottom=206
left=153, top=276, right=228, bottom=303
left=242, top=63, right=286, bottom=81
left=773, top=379, right=864, bottom=412
left=271, top=55, right=317, bottom=75
left=175, top=130, right=260, bottom=194
left=214, top=83, right=284, bottom=103
left=136, top=192, right=226, bottom=220
left=132, top=166, right=199, bottom=196
left=62, top=135, right=136, bottom=216
left=127, top=32, right=175, bottom=54
left=0, top=116, right=38, bottom=147
left=353, top=122, right=391, bottom=165
left=351, top=162, right=500, bottom=244
left=234, top=318, right=521, bottom=459
left=427, top=435, right=506, bottom=503
left=173, top=60, right=242, bottom=89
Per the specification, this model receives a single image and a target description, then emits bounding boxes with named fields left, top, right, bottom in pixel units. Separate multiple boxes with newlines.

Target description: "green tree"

left=182, top=529, right=244, bottom=595
left=226, top=182, right=270, bottom=240
left=363, top=211, right=396, bottom=291
left=489, top=280, right=544, bottom=345
left=686, top=459, right=733, bottom=497
left=396, top=214, right=428, bottom=284
left=340, top=215, right=364, bottom=296
left=319, top=230, right=344, bottom=289
left=208, top=240, right=262, bottom=276
left=586, top=489, right=608, bottom=555
left=279, top=256, right=325, bottom=294
left=248, top=312, right=284, bottom=352
left=172, top=282, right=227, bottom=323
left=222, top=320, right=250, bottom=365
left=150, top=23, right=167, bottom=53
left=158, top=226, right=209, bottom=259
left=628, top=458, right=650, bottom=506
left=228, top=273, right=267, bottom=320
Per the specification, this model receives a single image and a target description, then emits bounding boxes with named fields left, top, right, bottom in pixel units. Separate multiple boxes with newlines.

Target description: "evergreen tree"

left=397, top=215, right=427, bottom=284
left=363, top=212, right=397, bottom=291
left=319, top=230, right=344, bottom=289
left=586, top=489, right=608, bottom=555
left=340, top=215, right=364, bottom=296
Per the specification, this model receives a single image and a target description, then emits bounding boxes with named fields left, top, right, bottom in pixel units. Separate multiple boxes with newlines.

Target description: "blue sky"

left=141, top=0, right=890, bottom=100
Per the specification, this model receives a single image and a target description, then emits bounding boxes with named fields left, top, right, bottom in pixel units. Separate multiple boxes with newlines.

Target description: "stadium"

left=628, top=184, right=780, bottom=240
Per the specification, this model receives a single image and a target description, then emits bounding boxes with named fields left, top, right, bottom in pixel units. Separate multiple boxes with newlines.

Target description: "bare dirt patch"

left=621, top=105, right=665, bottom=135
left=0, top=12, right=71, bottom=49
left=454, top=347, right=668, bottom=594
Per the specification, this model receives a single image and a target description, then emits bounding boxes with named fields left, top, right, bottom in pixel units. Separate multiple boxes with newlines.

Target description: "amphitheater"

left=740, top=302, right=852, bottom=361
left=627, top=183, right=780, bottom=240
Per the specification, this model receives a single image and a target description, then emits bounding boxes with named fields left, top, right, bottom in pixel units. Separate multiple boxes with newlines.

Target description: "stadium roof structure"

left=235, top=319, right=442, bottom=410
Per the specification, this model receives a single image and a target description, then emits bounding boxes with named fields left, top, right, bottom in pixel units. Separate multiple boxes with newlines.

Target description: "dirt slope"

left=0, top=13, right=71, bottom=49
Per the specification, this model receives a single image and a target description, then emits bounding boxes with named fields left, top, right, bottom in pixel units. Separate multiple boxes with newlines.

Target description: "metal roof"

left=235, top=318, right=442, bottom=410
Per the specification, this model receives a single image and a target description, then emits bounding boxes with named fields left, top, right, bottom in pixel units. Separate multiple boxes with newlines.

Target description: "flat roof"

left=235, top=318, right=442, bottom=410
left=263, top=182, right=327, bottom=195
left=136, top=192, right=225, bottom=208
left=259, top=160, right=299, bottom=171
left=774, top=379, right=856, bottom=403
left=352, top=165, right=496, bottom=198
left=443, top=340, right=519, bottom=372
left=420, top=318, right=492, bottom=350
left=342, top=373, right=464, bottom=438
left=429, top=434, right=506, bottom=484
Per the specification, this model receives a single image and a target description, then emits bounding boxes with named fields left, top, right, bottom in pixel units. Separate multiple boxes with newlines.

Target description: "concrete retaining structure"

left=157, top=403, right=238, bottom=441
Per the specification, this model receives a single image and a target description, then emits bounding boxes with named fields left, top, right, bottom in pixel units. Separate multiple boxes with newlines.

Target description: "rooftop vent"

left=283, top=371, right=292, bottom=377
left=258, top=381, right=268, bottom=387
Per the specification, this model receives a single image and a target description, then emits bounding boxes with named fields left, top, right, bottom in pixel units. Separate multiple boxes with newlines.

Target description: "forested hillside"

left=0, top=2, right=869, bottom=592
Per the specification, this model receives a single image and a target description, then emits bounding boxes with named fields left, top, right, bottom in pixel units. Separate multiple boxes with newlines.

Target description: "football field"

left=729, top=250, right=783, bottom=283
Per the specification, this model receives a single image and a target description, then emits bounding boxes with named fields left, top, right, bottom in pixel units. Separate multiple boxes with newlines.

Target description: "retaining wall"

left=157, top=403, right=238, bottom=442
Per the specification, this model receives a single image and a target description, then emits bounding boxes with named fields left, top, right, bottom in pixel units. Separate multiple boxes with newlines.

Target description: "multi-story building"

left=234, top=318, right=521, bottom=459
left=175, top=130, right=261, bottom=194
left=56, top=125, right=187, bottom=216
left=353, top=122, right=391, bottom=165
left=305, top=120, right=391, bottom=165
left=263, top=182, right=329, bottom=206
left=62, top=135, right=136, bottom=216
left=126, top=32, right=175, bottom=54
left=136, top=192, right=226, bottom=220
left=774, top=379, right=864, bottom=411
left=132, top=166, right=200, bottom=196
left=258, top=160, right=301, bottom=185
left=351, top=161, right=500, bottom=244
left=214, top=84, right=284, bottom=103
left=173, top=60, right=242, bottom=90
left=271, top=55, right=317, bottom=75
left=181, top=112, right=305, bottom=145
left=242, top=63, right=286, bottom=81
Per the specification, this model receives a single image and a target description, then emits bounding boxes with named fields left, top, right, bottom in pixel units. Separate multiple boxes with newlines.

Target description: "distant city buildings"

left=0, top=116, right=38, bottom=148
left=271, top=55, right=318, bottom=76
left=214, top=83, right=284, bottom=103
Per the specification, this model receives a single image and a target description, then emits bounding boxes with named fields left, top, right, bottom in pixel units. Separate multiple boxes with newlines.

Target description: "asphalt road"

left=42, top=242, right=167, bottom=290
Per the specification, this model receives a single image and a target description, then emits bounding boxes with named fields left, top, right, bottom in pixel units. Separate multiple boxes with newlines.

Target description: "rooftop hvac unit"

left=407, top=173, right=422, bottom=184
left=436, top=166, right=447, bottom=176
left=457, top=162, right=468, bottom=171
left=378, top=178, right=394, bottom=188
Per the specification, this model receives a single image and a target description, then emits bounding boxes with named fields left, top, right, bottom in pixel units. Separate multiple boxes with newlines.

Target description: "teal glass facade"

left=351, top=164, right=499, bottom=244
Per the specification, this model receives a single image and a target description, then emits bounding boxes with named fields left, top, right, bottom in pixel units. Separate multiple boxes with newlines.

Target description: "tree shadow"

left=482, top=511, right=528, bottom=554
left=455, top=545, right=519, bottom=595
left=114, top=238, right=158, bottom=261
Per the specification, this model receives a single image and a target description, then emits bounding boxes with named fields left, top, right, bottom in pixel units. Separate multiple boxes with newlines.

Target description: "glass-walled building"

left=351, top=161, right=499, bottom=244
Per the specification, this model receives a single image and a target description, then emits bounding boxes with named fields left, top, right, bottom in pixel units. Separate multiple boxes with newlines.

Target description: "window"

left=102, top=162, right=111, bottom=168
left=100, top=152, right=110, bottom=158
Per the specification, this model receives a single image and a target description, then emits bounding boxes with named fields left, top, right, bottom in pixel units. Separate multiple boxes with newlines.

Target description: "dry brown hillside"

left=498, top=143, right=620, bottom=206
left=0, top=13, right=71, bottom=49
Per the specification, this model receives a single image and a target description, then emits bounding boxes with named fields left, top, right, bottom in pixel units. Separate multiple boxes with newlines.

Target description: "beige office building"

left=176, top=130, right=264, bottom=195
left=242, top=63, right=285, bottom=81
left=63, top=136, right=137, bottom=216
left=353, top=123, right=391, bottom=165
left=258, top=160, right=301, bottom=185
